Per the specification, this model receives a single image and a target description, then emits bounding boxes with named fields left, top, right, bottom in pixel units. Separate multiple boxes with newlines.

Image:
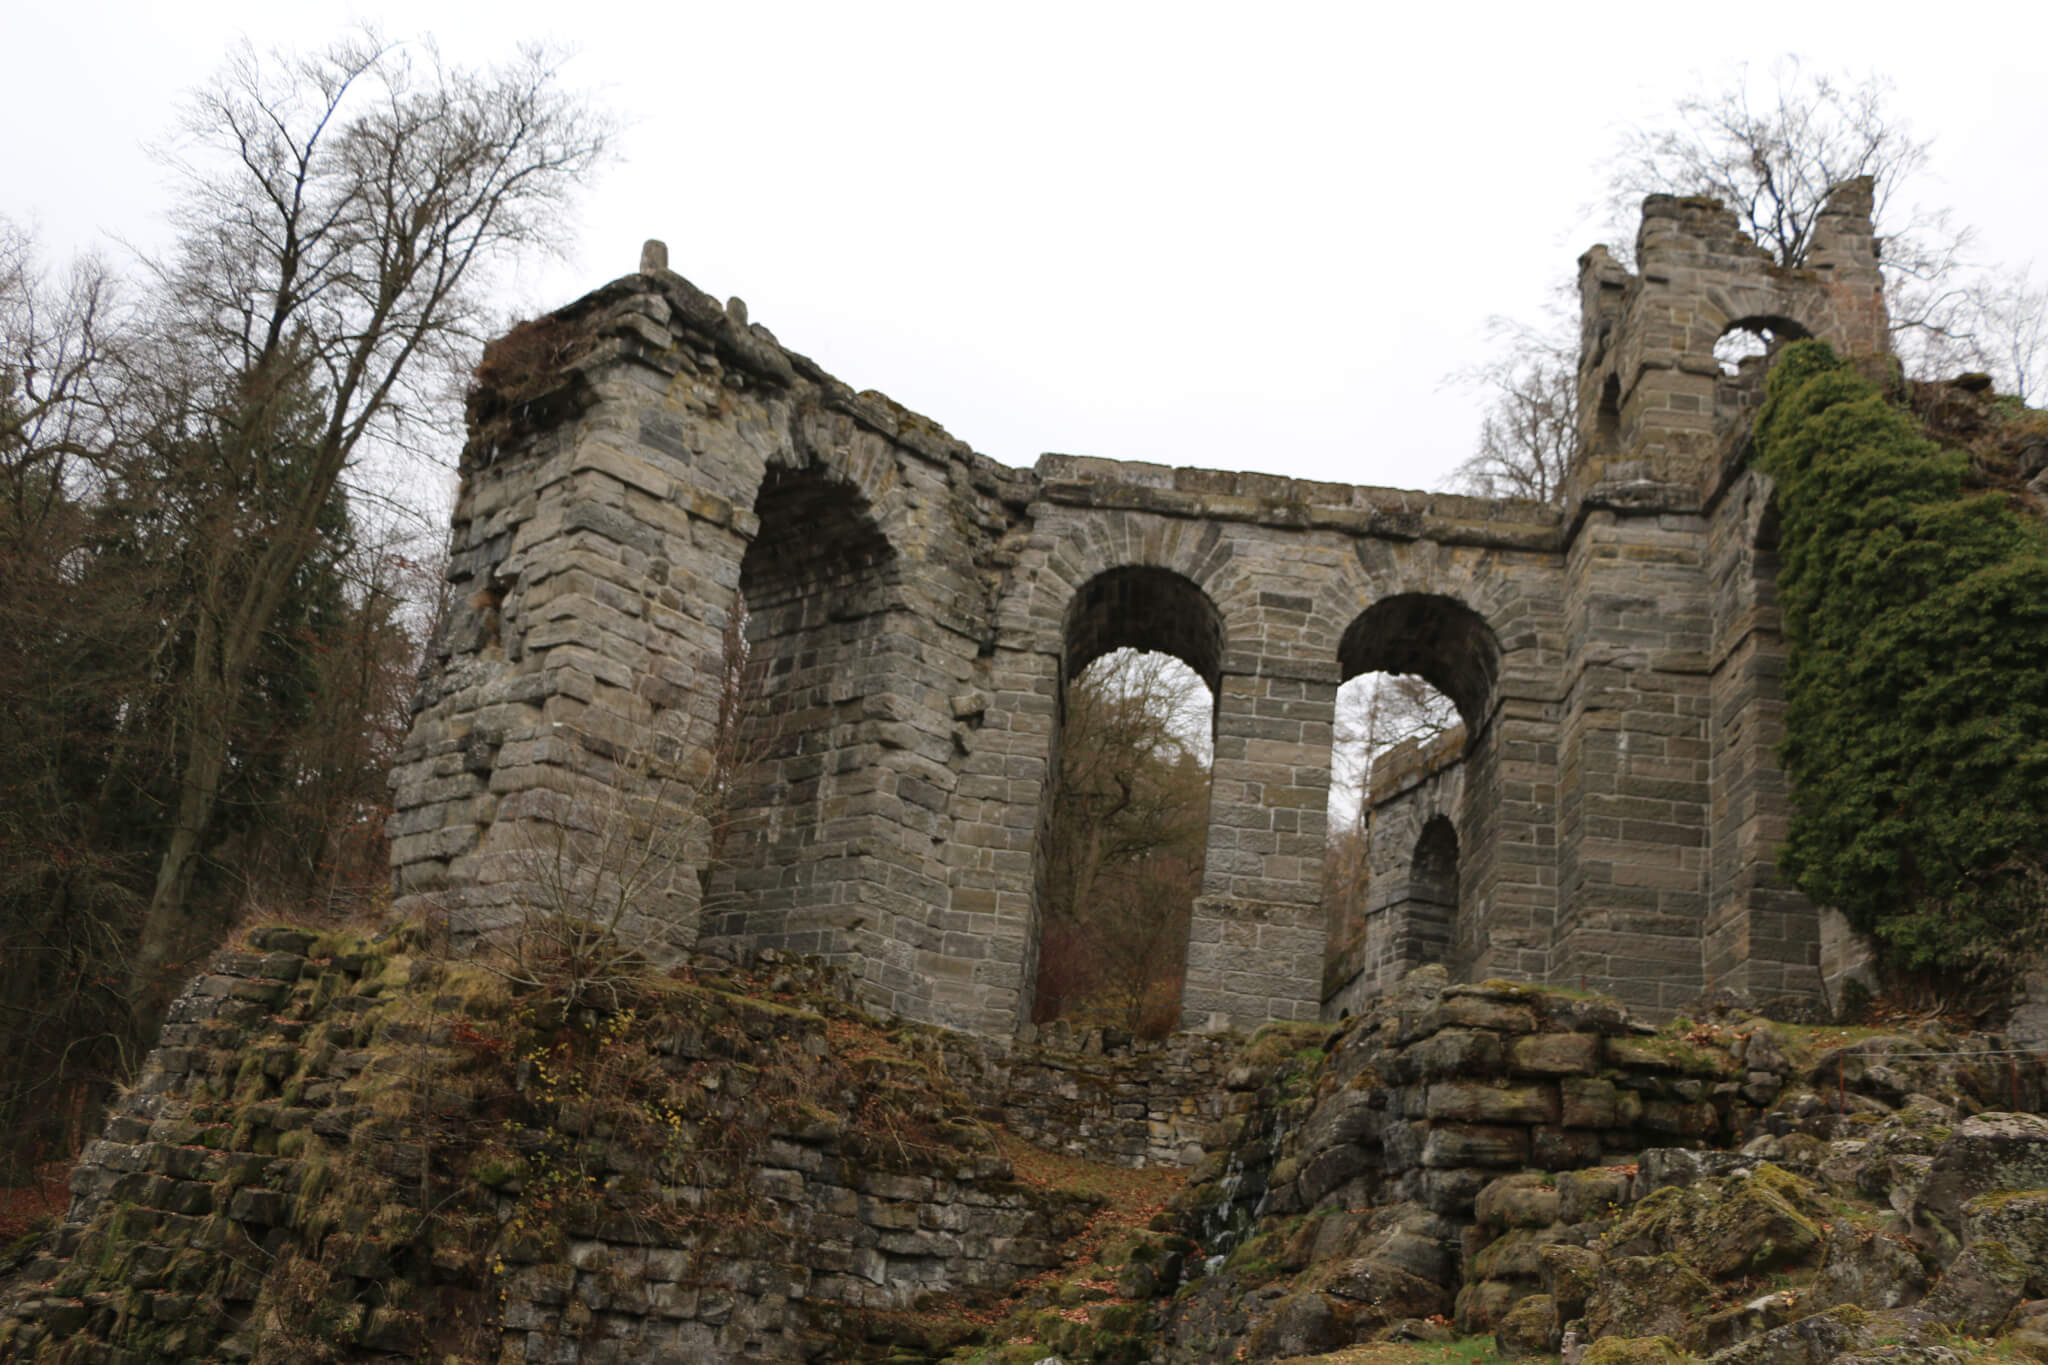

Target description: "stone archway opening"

left=1595, top=372, right=1623, bottom=454
left=1031, top=568, right=1221, bottom=1038
left=1323, top=671, right=1459, bottom=948
left=1714, top=314, right=1810, bottom=375
left=1337, top=593, right=1501, bottom=731
left=1323, top=594, right=1502, bottom=990
left=1405, top=815, right=1460, bottom=969
left=703, top=464, right=898, bottom=954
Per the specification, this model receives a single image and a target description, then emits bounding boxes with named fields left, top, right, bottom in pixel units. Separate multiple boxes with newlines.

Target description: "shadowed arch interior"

left=1030, top=566, right=1222, bottom=1035
left=742, top=464, right=897, bottom=612
left=1064, top=566, right=1224, bottom=693
left=1596, top=373, right=1622, bottom=453
left=705, top=464, right=900, bottom=952
left=1714, top=314, right=1812, bottom=373
left=1403, top=815, right=1459, bottom=968
left=1338, top=593, right=1502, bottom=734
left=1722, top=313, right=1810, bottom=345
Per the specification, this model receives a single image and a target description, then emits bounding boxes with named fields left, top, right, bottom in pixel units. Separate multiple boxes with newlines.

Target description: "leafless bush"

left=486, top=599, right=775, bottom=1007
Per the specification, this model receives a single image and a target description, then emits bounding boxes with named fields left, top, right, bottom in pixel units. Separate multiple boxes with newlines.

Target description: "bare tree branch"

left=1445, top=316, right=1576, bottom=506
left=123, top=32, right=613, bottom=1020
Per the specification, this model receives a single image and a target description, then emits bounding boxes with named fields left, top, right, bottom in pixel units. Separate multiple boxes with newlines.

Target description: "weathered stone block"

left=1426, top=1082, right=1560, bottom=1126
left=1560, top=1076, right=1622, bottom=1129
left=1508, top=1032, right=1599, bottom=1076
left=1422, top=1124, right=1531, bottom=1169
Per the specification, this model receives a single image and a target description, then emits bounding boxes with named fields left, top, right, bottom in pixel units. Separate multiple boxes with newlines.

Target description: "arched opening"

left=1713, top=315, right=1809, bottom=375
left=1336, top=593, right=1500, bottom=732
left=705, top=465, right=898, bottom=953
left=1031, top=568, right=1220, bottom=1038
left=1595, top=372, right=1623, bottom=453
left=1323, top=594, right=1501, bottom=994
left=1323, top=671, right=1459, bottom=946
left=1403, top=815, right=1460, bottom=969
left=1065, top=565, right=1223, bottom=693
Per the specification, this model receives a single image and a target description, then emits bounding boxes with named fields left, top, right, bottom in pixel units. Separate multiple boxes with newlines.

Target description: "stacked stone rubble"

left=1160, top=967, right=2048, bottom=1364
left=0, top=932, right=1095, bottom=1363
left=942, top=1023, right=1240, bottom=1169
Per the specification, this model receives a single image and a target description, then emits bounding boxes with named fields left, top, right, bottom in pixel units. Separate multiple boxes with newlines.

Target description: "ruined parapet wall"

left=1549, top=182, right=1890, bottom=1013
left=1324, top=728, right=1469, bottom=1020
left=1571, top=178, right=1889, bottom=514
left=1032, top=455, right=1562, bottom=548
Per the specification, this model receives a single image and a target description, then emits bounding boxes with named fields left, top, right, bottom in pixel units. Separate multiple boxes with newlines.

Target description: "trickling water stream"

left=1196, top=1079, right=1314, bottom=1266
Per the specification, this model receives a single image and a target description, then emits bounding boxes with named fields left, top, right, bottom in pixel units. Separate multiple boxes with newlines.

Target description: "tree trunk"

left=129, top=658, right=233, bottom=1030
left=126, top=528, right=301, bottom=1030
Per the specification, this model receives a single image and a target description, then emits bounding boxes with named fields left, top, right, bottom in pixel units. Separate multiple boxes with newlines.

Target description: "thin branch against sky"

left=10, top=6, right=2046, bottom=518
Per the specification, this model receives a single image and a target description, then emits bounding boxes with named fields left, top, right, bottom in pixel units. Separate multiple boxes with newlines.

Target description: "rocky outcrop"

left=0, top=930, right=1098, bottom=1363
left=1136, top=968, right=2048, bottom=1364
left=8, top=955, right=2048, bottom=1364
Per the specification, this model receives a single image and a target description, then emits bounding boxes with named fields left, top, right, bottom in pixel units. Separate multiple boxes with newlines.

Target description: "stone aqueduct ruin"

left=387, top=183, right=1892, bottom=1038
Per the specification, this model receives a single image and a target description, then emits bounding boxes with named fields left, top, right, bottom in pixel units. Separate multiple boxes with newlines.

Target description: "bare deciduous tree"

left=125, top=34, right=611, bottom=1018
left=1036, top=649, right=1212, bottom=1036
left=1951, top=270, right=2048, bottom=405
left=1602, top=59, right=2015, bottom=375
left=0, top=222, right=122, bottom=533
left=1447, top=318, right=1576, bottom=506
left=1606, top=60, right=1944, bottom=273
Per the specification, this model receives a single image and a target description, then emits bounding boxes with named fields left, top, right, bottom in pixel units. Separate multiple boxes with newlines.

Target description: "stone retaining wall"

left=0, top=933, right=1097, bottom=1363
left=942, top=1023, right=1243, bottom=1170
left=1158, top=965, right=2048, bottom=1362
left=1251, top=974, right=1777, bottom=1230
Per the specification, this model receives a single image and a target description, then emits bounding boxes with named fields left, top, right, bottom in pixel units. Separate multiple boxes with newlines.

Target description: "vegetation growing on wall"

left=1755, top=340, right=2048, bottom=990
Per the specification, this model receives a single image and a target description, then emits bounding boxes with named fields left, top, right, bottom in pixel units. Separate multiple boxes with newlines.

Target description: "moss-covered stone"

left=1602, top=1163, right=1825, bottom=1279
left=1585, top=1254, right=1713, bottom=1348
left=1494, top=1291, right=1555, bottom=1358
left=1581, top=1336, right=1691, bottom=1365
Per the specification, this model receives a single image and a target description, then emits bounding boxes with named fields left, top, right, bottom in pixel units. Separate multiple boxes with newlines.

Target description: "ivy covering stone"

left=1754, top=340, right=2048, bottom=983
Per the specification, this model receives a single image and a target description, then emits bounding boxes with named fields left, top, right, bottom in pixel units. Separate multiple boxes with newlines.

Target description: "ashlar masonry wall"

left=390, top=183, right=1890, bottom=1038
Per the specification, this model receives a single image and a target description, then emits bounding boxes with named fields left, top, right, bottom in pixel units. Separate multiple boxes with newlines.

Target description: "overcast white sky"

left=10, top=2, right=2048, bottom=496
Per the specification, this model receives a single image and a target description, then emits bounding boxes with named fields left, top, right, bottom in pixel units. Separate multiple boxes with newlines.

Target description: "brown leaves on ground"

left=0, top=1160, right=70, bottom=1251
left=993, top=1127, right=1186, bottom=1223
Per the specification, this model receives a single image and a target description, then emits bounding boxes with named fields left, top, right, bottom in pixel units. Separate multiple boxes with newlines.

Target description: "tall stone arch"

left=985, top=490, right=1352, bottom=1031
left=1024, top=566, right=1223, bottom=1030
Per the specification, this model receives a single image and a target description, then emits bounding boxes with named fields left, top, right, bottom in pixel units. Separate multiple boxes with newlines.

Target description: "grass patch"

left=1272, top=1336, right=1547, bottom=1365
left=1241, top=1021, right=1338, bottom=1073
